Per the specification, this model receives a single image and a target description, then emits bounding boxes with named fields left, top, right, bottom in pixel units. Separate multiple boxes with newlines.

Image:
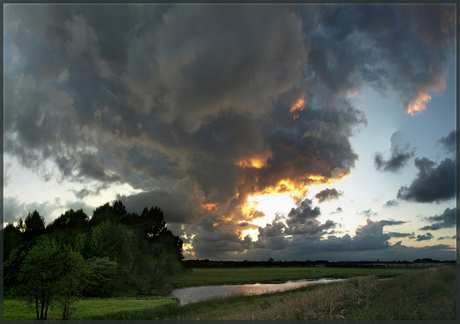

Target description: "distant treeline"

left=3, top=200, right=184, bottom=320
left=183, top=258, right=455, bottom=269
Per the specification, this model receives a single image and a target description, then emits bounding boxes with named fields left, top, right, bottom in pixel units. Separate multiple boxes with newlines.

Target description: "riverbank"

left=4, top=265, right=456, bottom=320
left=169, top=266, right=414, bottom=288
left=111, top=265, right=457, bottom=320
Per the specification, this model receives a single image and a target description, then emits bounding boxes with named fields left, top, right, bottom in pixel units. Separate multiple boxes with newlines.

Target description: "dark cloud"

left=315, top=188, right=342, bottom=203
left=297, top=4, right=454, bottom=115
left=416, top=233, right=434, bottom=241
left=377, top=220, right=407, bottom=227
left=286, top=199, right=321, bottom=226
left=117, top=179, right=209, bottom=224
left=359, top=209, right=378, bottom=217
left=388, top=232, right=415, bottom=239
left=374, top=144, right=415, bottom=173
left=258, top=221, right=286, bottom=237
left=397, top=157, right=455, bottom=203
left=419, top=207, right=456, bottom=230
left=383, top=199, right=399, bottom=208
left=3, top=4, right=456, bottom=260
left=438, top=130, right=456, bottom=155
left=437, top=236, right=456, bottom=241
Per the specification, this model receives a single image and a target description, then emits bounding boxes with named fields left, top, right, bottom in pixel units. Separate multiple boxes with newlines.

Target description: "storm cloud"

left=315, top=188, right=342, bottom=203
left=3, top=4, right=456, bottom=260
left=374, top=144, right=416, bottom=173
left=397, top=157, right=455, bottom=203
left=419, top=207, right=456, bottom=231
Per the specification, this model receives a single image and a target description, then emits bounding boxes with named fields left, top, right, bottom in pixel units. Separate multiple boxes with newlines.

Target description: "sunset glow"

left=4, top=4, right=456, bottom=262
left=407, top=91, right=432, bottom=115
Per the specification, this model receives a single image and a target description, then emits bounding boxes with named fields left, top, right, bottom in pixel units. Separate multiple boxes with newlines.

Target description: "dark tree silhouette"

left=47, top=209, right=89, bottom=231
left=24, top=210, right=45, bottom=240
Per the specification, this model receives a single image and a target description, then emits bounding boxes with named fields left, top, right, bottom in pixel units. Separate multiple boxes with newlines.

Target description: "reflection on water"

left=171, top=278, right=345, bottom=305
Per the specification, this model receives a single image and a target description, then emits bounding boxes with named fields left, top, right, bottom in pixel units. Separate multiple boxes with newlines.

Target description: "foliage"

left=3, top=241, right=34, bottom=292
left=47, top=208, right=89, bottom=231
left=56, top=244, right=88, bottom=320
left=14, top=237, right=87, bottom=320
left=4, top=199, right=185, bottom=300
left=23, top=210, right=45, bottom=240
left=3, top=222, right=24, bottom=262
left=82, top=257, right=118, bottom=297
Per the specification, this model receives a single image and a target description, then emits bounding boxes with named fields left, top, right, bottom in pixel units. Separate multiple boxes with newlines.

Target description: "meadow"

left=3, top=265, right=457, bottom=320
left=169, top=266, right=414, bottom=288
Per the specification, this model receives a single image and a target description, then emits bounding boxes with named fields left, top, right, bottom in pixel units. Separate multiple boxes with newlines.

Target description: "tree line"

left=3, top=200, right=184, bottom=320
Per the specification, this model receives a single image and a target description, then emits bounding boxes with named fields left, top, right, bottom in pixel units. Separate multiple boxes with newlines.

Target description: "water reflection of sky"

left=171, top=278, right=345, bottom=305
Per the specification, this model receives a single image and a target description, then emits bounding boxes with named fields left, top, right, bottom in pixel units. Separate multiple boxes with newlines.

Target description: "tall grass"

left=220, top=265, right=457, bottom=320
left=169, top=266, right=414, bottom=288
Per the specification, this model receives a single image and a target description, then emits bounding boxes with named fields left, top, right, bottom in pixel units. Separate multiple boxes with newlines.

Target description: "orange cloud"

left=202, top=203, right=218, bottom=211
left=290, top=92, right=306, bottom=120
left=407, top=91, right=431, bottom=115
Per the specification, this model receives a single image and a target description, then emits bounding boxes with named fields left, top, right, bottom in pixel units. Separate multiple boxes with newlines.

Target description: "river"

left=171, top=278, right=345, bottom=305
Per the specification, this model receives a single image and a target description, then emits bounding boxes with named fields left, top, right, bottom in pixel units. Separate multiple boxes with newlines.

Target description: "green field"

left=4, top=265, right=456, bottom=320
left=3, top=297, right=178, bottom=320
left=169, top=266, right=415, bottom=288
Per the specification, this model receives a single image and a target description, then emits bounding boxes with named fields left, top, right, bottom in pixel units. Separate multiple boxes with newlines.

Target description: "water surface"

left=171, top=278, right=345, bottom=305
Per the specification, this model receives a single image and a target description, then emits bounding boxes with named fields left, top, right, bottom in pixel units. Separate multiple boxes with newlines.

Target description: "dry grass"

left=221, top=275, right=380, bottom=320
left=221, top=265, right=457, bottom=320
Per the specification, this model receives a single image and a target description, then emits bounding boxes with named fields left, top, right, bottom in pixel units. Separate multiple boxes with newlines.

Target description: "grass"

left=2, top=296, right=178, bottom=320
left=219, top=265, right=458, bottom=320
left=169, top=266, right=414, bottom=288
left=4, top=265, right=454, bottom=320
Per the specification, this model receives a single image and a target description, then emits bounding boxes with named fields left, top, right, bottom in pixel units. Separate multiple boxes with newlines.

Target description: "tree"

left=140, top=207, right=168, bottom=241
left=90, top=202, right=120, bottom=225
left=112, top=200, right=128, bottom=218
left=57, top=245, right=88, bottom=319
left=47, top=209, right=89, bottom=231
left=15, top=237, right=87, bottom=320
left=3, top=222, right=24, bottom=262
left=82, top=257, right=118, bottom=297
left=23, top=210, right=45, bottom=240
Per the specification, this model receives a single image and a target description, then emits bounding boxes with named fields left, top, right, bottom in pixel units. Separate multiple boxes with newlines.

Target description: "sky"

left=3, top=3, right=457, bottom=262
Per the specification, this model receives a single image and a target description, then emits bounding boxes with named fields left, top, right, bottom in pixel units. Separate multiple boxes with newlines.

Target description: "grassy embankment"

left=168, top=266, right=413, bottom=288
left=4, top=265, right=456, bottom=320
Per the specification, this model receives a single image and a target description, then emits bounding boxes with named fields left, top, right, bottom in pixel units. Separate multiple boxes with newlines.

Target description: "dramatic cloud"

left=419, top=207, right=456, bottom=230
left=315, top=188, right=342, bottom=203
left=397, top=157, right=455, bottom=203
left=286, top=199, right=321, bottom=225
left=374, top=144, right=416, bottom=173
left=3, top=4, right=456, bottom=260
left=416, top=233, right=434, bottom=241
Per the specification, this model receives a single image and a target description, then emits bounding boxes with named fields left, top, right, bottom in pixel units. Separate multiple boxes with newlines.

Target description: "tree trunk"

left=35, top=298, right=39, bottom=320
left=40, top=302, right=44, bottom=320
